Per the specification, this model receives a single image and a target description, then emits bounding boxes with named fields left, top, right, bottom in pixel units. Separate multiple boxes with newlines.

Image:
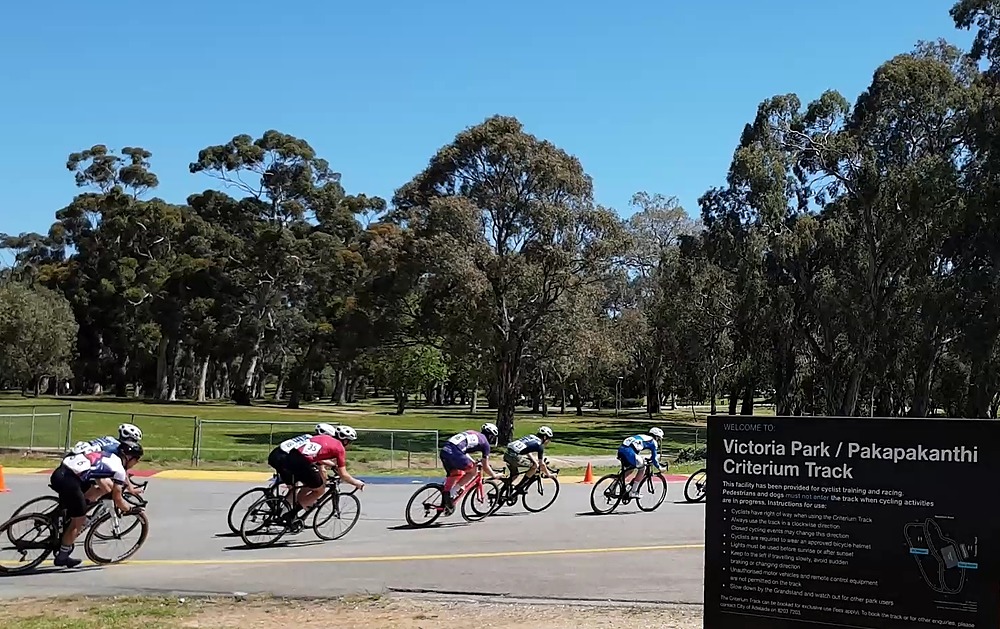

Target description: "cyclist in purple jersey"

left=439, top=423, right=501, bottom=513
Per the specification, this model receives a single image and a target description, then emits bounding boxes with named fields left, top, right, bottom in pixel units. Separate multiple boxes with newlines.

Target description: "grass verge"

left=0, top=595, right=704, bottom=629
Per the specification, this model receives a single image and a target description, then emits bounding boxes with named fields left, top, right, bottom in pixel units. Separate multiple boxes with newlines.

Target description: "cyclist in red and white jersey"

left=283, top=425, right=365, bottom=524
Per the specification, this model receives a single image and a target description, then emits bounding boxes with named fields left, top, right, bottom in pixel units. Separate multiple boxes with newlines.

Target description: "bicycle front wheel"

left=461, top=480, right=498, bottom=522
left=227, top=487, right=269, bottom=534
left=404, top=483, right=445, bottom=528
left=313, top=492, right=361, bottom=541
left=637, top=473, right=668, bottom=512
left=590, top=474, right=624, bottom=514
left=684, top=469, right=707, bottom=503
left=0, top=513, right=57, bottom=574
left=239, top=497, right=289, bottom=548
left=84, top=510, right=149, bottom=564
left=522, top=476, right=560, bottom=513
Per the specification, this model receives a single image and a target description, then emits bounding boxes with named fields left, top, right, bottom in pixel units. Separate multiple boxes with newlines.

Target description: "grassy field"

left=0, top=394, right=742, bottom=472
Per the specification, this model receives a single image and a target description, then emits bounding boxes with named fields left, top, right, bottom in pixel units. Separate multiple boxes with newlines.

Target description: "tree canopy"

left=5, top=2, right=1000, bottom=427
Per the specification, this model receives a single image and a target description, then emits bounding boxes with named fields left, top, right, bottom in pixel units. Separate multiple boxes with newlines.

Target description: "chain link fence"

left=66, top=408, right=199, bottom=464
left=0, top=403, right=72, bottom=452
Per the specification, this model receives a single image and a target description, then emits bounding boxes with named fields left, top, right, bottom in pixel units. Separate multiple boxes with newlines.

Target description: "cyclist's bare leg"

left=448, top=466, right=478, bottom=501
left=297, top=485, right=326, bottom=511
left=516, top=462, right=539, bottom=491
left=630, top=465, right=648, bottom=494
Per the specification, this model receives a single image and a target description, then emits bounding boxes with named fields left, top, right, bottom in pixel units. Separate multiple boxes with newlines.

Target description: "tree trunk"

left=154, top=335, right=170, bottom=400
left=114, top=357, right=129, bottom=398
left=572, top=381, right=583, bottom=416
left=469, top=379, right=479, bottom=413
left=486, top=383, right=499, bottom=409
left=395, top=390, right=408, bottom=415
left=740, top=379, right=754, bottom=415
left=728, top=387, right=739, bottom=415
left=167, top=340, right=180, bottom=402
left=559, top=379, right=566, bottom=414
left=334, top=369, right=348, bottom=405
left=233, top=335, right=262, bottom=406
left=645, top=370, right=661, bottom=415
left=347, top=376, right=361, bottom=403
left=287, top=388, right=301, bottom=409
left=495, top=351, right=522, bottom=445
left=195, top=356, right=210, bottom=402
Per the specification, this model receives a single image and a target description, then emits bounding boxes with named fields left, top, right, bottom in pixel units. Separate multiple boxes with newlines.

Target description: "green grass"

left=0, top=394, right=735, bottom=471
left=1, top=597, right=193, bottom=629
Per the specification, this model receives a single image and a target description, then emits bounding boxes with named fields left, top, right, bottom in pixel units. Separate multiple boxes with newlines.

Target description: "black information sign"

left=703, top=416, right=1000, bottom=629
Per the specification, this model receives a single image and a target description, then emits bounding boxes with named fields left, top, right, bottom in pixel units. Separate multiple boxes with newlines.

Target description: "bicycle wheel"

left=84, top=510, right=149, bottom=564
left=90, top=502, right=141, bottom=540
left=684, top=469, right=707, bottom=503
left=590, top=474, right=624, bottom=514
left=312, top=492, right=361, bottom=541
left=227, top=487, right=270, bottom=534
left=522, top=475, right=560, bottom=513
left=0, top=513, right=57, bottom=574
left=239, top=497, right=289, bottom=548
left=8, top=495, right=60, bottom=520
left=405, top=483, right=446, bottom=528
left=461, top=481, right=498, bottom=522
left=637, top=472, right=668, bottom=512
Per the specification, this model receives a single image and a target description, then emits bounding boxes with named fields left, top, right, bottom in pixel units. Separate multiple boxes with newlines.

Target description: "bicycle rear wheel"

left=9, top=495, right=60, bottom=520
left=239, top=497, right=289, bottom=548
left=522, top=476, right=560, bottom=513
left=313, top=492, right=361, bottom=541
left=590, top=474, right=624, bottom=514
left=0, top=513, right=57, bottom=574
left=227, top=487, right=270, bottom=534
left=84, top=510, right=149, bottom=564
left=405, top=483, right=445, bottom=528
left=637, top=472, right=668, bottom=512
left=684, top=469, right=707, bottom=503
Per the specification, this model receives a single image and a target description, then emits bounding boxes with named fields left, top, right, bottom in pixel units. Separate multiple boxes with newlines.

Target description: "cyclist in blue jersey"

left=503, top=426, right=555, bottom=493
left=49, top=439, right=145, bottom=568
left=70, top=423, right=145, bottom=496
left=439, top=423, right=501, bottom=514
left=617, top=427, right=664, bottom=497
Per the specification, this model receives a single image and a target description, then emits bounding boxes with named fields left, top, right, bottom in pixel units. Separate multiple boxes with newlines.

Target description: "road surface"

left=0, top=475, right=706, bottom=603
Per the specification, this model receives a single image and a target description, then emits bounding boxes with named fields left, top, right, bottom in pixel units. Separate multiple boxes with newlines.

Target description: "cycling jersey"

left=61, top=451, right=129, bottom=485
left=295, top=435, right=346, bottom=468
left=445, top=430, right=491, bottom=456
left=619, top=434, right=660, bottom=469
left=278, top=434, right=312, bottom=453
left=71, top=435, right=120, bottom=457
left=507, top=435, right=544, bottom=457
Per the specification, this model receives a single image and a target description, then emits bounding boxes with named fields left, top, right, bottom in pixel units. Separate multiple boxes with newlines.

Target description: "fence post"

left=390, top=431, right=395, bottom=470
left=407, top=440, right=412, bottom=469
left=191, top=417, right=201, bottom=467
left=269, top=423, right=274, bottom=449
left=29, top=406, right=37, bottom=450
left=65, top=409, right=74, bottom=450
left=434, top=430, right=439, bottom=468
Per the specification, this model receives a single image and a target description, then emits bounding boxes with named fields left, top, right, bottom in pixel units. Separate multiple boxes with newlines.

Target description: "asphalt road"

left=0, top=475, right=706, bottom=603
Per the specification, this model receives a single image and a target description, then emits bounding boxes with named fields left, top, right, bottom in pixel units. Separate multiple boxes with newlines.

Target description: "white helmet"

left=335, top=425, right=358, bottom=443
left=481, top=423, right=499, bottom=440
left=649, top=427, right=664, bottom=440
left=315, top=423, right=337, bottom=437
left=537, top=426, right=553, bottom=439
left=118, top=423, right=142, bottom=441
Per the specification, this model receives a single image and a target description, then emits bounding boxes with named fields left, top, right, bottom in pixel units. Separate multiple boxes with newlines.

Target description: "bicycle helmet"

left=649, top=427, right=664, bottom=440
left=537, top=426, right=553, bottom=439
left=315, top=423, right=338, bottom=437
left=118, top=423, right=143, bottom=442
left=482, top=423, right=499, bottom=442
left=118, top=440, right=144, bottom=460
left=335, top=425, right=358, bottom=443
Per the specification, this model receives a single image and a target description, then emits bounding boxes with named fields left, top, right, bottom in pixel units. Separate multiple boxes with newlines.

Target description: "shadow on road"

left=574, top=510, right=640, bottom=518
left=0, top=565, right=104, bottom=577
left=221, top=539, right=327, bottom=552
left=386, top=522, right=468, bottom=531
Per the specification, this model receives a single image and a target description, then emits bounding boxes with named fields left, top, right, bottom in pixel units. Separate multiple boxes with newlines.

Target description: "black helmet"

left=118, top=440, right=144, bottom=459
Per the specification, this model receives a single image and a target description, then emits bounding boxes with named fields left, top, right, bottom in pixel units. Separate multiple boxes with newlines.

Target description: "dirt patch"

left=0, top=595, right=703, bottom=629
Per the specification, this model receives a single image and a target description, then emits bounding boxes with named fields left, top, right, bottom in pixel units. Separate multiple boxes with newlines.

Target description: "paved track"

left=0, top=475, right=706, bottom=603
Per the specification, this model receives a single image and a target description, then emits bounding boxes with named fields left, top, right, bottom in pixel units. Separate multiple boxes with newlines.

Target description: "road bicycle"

left=404, top=462, right=494, bottom=528
left=0, top=489, right=149, bottom=573
left=7, top=475, right=148, bottom=522
left=471, top=460, right=561, bottom=519
left=238, top=471, right=361, bottom=548
left=683, top=467, right=707, bottom=503
left=589, top=457, right=669, bottom=515
left=226, top=473, right=285, bottom=534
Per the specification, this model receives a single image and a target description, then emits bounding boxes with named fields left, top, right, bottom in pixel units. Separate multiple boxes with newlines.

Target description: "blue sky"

left=0, top=0, right=974, bottom=244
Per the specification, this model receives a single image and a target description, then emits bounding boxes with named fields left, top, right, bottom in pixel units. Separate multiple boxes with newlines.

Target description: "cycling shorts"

left=267, top=447, right=294, bottom=486
left=50, top=464, right=92, bottom=518
left=440, top=443, right=475, bottom=474
left=286, top=449, right=324, bottom=489
left=503, top=451, right=534, bottom=474
left=617, top=445, right=639, bottom=470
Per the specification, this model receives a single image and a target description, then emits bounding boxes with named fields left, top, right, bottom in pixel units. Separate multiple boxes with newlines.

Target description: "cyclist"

left=267, top=423, right=336, bottom=489
left=439, top=423, right=501, bottom=514
left=283, top=424, right=365, bottom=525
left=49, top=439, right=145, bottom=568
left=503, top=426, right=555, bottom=493
left=69, top=423, right=145, bottom=497
left=618, top=427, right=664, bottom=497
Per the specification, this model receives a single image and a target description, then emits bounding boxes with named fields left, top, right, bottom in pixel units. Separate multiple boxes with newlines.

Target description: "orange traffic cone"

left=582, top=462, right=594, bottom=484
left=0, top=465, right=8, bottom=493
